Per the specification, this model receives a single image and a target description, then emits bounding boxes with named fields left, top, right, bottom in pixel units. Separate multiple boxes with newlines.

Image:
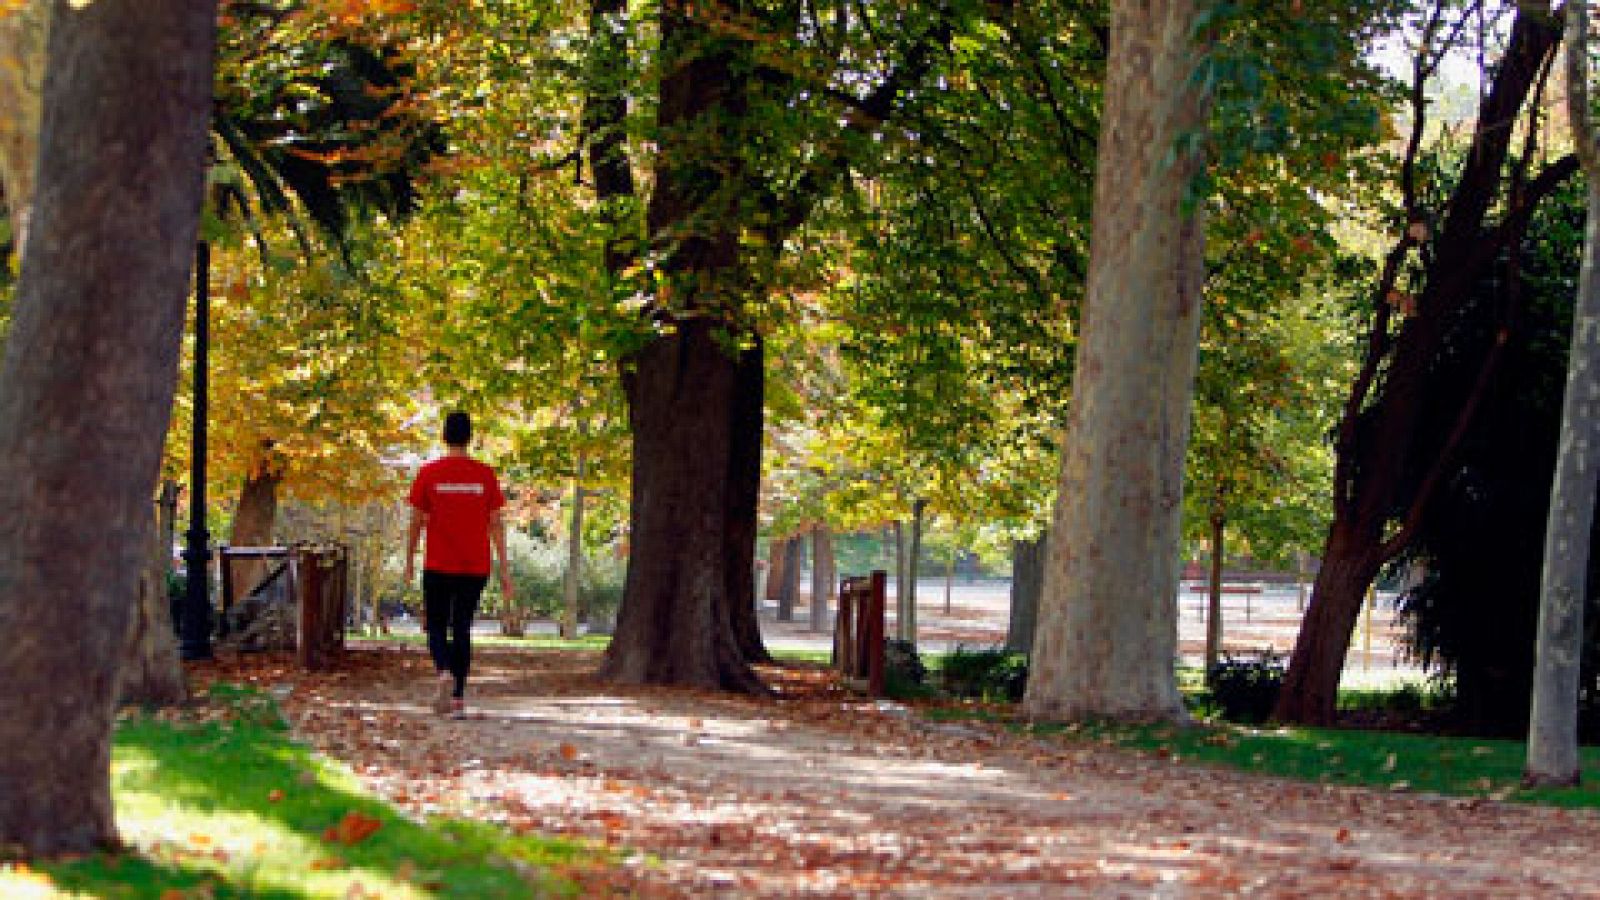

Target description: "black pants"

left=423, top=570, right=486, bottom=698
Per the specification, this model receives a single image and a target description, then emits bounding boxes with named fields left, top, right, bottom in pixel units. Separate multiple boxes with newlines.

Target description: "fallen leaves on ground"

left=186, top=644, right=1600, bottom=898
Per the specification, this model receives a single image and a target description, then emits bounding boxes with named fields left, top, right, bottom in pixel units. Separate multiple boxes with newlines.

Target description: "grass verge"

left=1, top=684, right=603, bottom=898
left=923, top=703, right=1600, bottom=809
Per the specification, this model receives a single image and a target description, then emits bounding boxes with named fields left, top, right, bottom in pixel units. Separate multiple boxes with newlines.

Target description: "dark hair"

left=443, top=411, right=472, bottom=446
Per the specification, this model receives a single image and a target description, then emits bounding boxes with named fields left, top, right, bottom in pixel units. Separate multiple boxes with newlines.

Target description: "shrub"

left=940, top=645, right=1029, bottom=702
left=1206, top=650, right=1285, bottom=724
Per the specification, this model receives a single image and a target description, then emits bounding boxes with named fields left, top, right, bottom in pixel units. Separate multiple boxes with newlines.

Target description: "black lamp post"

left=179, top=237, right=213, bottom=660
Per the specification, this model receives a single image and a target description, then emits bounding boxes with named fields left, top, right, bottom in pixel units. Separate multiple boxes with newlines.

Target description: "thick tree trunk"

left=1279, top=6, right=1564, bottom=724
left=1204, top=509, right=1225, bottom=679
left=1023, top=0, right=1208, bottom=723
left=809, top=522, right=835, bottom=633
left=1527, top=8, right=1599, bottom=784
left=1273, top=522, right=1383, bottom=723
left=120, top=487, right=186, bottom=707
left=0, top=0, right=214, bottom=855
left=1007, top=534, right=1046, bottom=655
left=0, top=0, right=47, bottom=250
left=561, top=450, right=586, bottom=639
left=227, top=463, right=280, bottom=600
left=601, top=321, right=762, bottom=691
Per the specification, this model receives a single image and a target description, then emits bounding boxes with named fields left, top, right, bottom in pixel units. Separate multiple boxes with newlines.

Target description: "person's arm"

left=491, top=508, right=512, bottom=598
left=403, top=506, right=425, bottom=586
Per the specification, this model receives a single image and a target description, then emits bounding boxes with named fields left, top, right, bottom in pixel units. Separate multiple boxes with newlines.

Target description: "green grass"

left=923, top=701, right=1600, bottom=809
left=1, top=685, right=603, bottom=898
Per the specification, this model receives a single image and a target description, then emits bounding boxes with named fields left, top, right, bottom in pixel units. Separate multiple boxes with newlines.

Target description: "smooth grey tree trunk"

left=1023, top=0, right=1209, bottom=723
left=0, top=0, right=214, bottom=854
left=1527, top=0, right=1598, bottom=787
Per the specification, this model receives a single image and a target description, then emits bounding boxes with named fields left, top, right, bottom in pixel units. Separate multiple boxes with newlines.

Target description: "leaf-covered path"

left=198, top=643, right=1600, bottom=897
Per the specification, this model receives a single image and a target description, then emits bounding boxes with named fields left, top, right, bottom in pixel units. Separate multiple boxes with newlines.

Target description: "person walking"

left=403, top=411, right=513, bottom=717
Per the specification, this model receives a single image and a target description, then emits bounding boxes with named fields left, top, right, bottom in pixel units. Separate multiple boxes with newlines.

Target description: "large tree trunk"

left=1275, top=522, right=1384, bottom=722
left=0, top=0, right=47, bottom=249
left=1023, top=0, right=1208, bottom=723
left=227, top=462, right=281, bottom=601
left=0, top=0, right=214, bottom=855
left=601, top=321, right=763, bottom=691
left=809, top=521, right=835, bottom=633
left=1005, top=534, right=1046, bottom=654
left=120, top=484, right=187, bottom=707
left=1277, top=7, right=1564, bottom=725
left=1526, top=2, right=1598, bottom=787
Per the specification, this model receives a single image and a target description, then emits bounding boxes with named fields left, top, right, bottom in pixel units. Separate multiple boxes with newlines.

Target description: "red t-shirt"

left=407, top=455, right=506, bottom=576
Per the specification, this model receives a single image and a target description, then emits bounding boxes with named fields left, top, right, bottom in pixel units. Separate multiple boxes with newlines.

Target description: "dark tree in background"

left=1395, top=176, right=1600, bottom=739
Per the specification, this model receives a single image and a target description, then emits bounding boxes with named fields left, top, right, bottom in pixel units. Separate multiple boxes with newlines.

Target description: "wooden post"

left=835, top=581, right=856, bottom=674
left=867, top=569, right=886, bottom=696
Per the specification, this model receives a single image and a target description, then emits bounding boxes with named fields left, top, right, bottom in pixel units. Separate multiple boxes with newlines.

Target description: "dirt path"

left=204, top=643, right=1600, bottom=898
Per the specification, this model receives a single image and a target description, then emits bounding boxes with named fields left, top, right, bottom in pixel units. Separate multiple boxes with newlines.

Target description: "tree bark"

left=1023, top=0, right=1208, bottom=723
left=765, top=535, right=786, bottom=604
left=119, top=487, right=187, bottom=708
left=1275, top=522, right=1383, bottom=723
left=227, top=462, right=280, bottom=600
left=1006, top=534, right=1046, bottom=655
left=601, top=321, right=763, bottom=691
left=905, top=497, right=927, bottom=647
left=1526, top=0, right=1597, bottom=787
left=775, top=536, right=801, bottom=622
left=561, top=449, right=587, bottom=639
left=1277, top=7, right=1564, bottom=725
left=893, top=521, right=910, bottom=639
left=809, top=521, right=835, bottom=633
left=0, top=0, right=214, bottom=855
left=1204, top=505, right=1226, bottom=679
left=724, top=339, right=770, bottom=662
left=0, top=0, right=47, bottom=250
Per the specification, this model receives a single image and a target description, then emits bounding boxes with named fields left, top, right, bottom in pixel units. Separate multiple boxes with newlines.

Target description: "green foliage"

left=7, top=684, right=592, bottom=897
left=1205, top=650, right=1287, bottom=724
left=938, top=645, right=1029, bottom=703
left=884, top=639, right=931, bottom=699
left=489, top=531, right=625, bottom=631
